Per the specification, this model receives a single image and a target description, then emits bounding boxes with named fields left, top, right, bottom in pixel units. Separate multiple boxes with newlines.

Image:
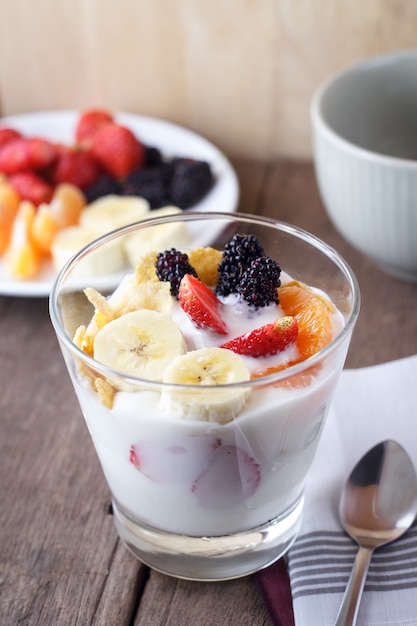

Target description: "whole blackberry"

left=124, top=164, right=171, bottom=208
left=83, top=174, right=122, bottom=203
left=155, top=248, right=198, bottom=297
left=144, top=145, right=163, bottom=167
left=237, top=256, right=281, bottom=308
left=216, top=234, right=265, bottom=297
left=168, top=158, right=214, bottom=209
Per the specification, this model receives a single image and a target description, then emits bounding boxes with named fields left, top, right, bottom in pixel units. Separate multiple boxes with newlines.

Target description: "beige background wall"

left=0, top=0, right=416, bottom=160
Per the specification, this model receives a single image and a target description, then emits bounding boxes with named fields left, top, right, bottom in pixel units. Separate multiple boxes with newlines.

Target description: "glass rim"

left=49, top=211, right=361, bottom=390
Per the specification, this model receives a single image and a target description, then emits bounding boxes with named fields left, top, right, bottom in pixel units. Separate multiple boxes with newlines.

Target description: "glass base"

left=112, top=497, right=304, bottom=581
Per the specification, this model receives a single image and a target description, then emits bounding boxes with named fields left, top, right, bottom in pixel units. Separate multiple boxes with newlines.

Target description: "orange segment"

left=0, top=179, right=21, bottom=255
left=4, top=201, right=41, bottom=279
left=31, top=205, right=59, bottom=254
left=31, top=184, right=87, bottom=255
left=278, top=280, right=334, bottom=359
left=49, top=183, right=86, bottom=228
left=251, top=360, right=322, bottom=387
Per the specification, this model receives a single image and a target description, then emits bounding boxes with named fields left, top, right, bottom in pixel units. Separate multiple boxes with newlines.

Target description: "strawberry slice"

left=192, top=445, right=261, bottom=509
left=220, top=315, right=298, bottom=357
left=178, top=274, right=228, bottom=334
left=129, top=436, right=221, bottom=484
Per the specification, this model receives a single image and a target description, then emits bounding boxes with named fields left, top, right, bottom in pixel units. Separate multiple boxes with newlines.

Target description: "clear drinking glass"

left=49, top=211, right=360, bottom=581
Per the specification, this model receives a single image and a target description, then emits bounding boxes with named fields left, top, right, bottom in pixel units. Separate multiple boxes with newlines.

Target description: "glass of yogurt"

left=49, top=211, right=360, bottom=581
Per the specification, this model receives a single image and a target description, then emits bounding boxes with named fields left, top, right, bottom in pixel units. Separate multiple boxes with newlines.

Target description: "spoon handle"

left=334, top=545, right=373, bottom=626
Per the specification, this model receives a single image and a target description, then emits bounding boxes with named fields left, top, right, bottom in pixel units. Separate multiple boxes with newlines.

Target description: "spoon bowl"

left=335, top=439, right=417, bottom=626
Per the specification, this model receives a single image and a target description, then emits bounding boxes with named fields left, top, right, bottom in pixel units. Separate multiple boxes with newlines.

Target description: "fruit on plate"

left=4, top=201, right=40, bottom=279
left=8, top=171, right=53, bottom=206
left=0, top=108, right=217, bottom=281
left=31, top=183, right=86, bottom=254
left=79, top=194, right=149, bottom=235
left=90, top=123, right=145, bottom=178
left=0, top=176, right=20, bottom=255
left=124, top=207, right=190, bottom=267
left=50, top=145, right=101, bottom=190
left=51, top=202, right=184, bottom=273
left=0, top=136, right=57, bottom=175
left=75, top=109, right=114, bottom=146
left=0, top=128, right=22, bottom=149
left=0, top=108, right=214, bottom=208
left=0, top=181, right=87, bottom=277
left=51, top=224, right=127, bottom=277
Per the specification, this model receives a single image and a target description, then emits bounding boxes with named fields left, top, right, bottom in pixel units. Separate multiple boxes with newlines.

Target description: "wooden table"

left=2, top=160, right=417, bottom=625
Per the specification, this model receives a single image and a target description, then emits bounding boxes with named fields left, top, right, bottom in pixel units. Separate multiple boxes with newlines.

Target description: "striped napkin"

left=286, top=354, right=417, bottom=626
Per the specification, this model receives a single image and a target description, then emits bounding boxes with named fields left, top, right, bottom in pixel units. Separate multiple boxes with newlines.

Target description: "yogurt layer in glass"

left=50, top=211, right=360, bottom=581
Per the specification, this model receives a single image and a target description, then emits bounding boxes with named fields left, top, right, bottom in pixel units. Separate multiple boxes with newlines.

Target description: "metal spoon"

left=334, top=439, right=417, bottom=626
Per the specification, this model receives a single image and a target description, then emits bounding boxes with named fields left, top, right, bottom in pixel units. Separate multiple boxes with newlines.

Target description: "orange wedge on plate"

left=4, top=201, right=41, bottom=279
left=0, top=179, right=21, bottom=255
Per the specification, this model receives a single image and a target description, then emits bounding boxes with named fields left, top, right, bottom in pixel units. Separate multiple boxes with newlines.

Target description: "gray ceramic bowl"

left=311, top=49, right=417, bottom=282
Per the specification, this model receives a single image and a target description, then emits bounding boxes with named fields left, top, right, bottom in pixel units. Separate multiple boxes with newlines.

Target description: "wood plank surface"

left=1, top=159, right=417, bottom=625
left=1, top=1, right=417, bottom=159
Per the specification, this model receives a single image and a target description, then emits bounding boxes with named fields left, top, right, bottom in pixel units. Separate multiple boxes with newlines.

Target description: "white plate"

left=0, top=110, right=239, bottom=297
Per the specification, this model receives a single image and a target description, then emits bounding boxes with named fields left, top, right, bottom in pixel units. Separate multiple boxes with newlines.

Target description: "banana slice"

left=51, top=225, right=127, bottom=276
left=123, top=206, right=191, bottom=266
left=160, top=347, right=251, bottom=424
left=93, top=309, right=186, bottom=391
left=79, top=195, right=150, bottom=235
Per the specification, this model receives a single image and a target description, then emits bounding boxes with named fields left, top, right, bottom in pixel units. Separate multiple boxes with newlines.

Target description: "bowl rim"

left=310, top=48, right=417, bottom=169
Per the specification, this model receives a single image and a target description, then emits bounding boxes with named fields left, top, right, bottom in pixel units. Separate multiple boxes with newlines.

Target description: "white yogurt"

left=73, top=274, right=347, bottom=536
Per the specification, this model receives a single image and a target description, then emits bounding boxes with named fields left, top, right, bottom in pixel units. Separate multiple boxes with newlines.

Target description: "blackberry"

left=124, top=164, right=171, bottom=208
left=144, top=145, right=163, bottom=167
left=168, top=158, right=214, bottom=209
left=215, top=234, right=265, bottom=297
left=237, top=256, right=281, bottom=308
left=83, top=174, right=122, bottom=203
left=155, top=248, right=198, bottom=297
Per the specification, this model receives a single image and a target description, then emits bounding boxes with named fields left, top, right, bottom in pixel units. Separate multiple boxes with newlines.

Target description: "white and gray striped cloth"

left=287, top=354, right=417, bottom=626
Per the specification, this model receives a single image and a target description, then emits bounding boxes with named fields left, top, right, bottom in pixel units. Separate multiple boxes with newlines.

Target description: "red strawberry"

left=0, top=138, right=30, bottom=174
left=25, top=137, right=57, bottom=170
left=129, top=446, right=140, bottom=469
left=178, top=274, right=228, bottom=334
left=8, top=172, right=53, bottom=206
left=50, top=146, right=101, bottom=189
left=0, top=127, right=22, bottom=150
left=90, top=123, right=145, bottom=178
left=129, top=436, right=221, bottom=484
left=75, top=109, right=114, bottom=145
left=0, top=137, right=57, bottom=174
left=220, top=315, right=298, bottom=357
left=192, top=445, right=261, bottom=509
